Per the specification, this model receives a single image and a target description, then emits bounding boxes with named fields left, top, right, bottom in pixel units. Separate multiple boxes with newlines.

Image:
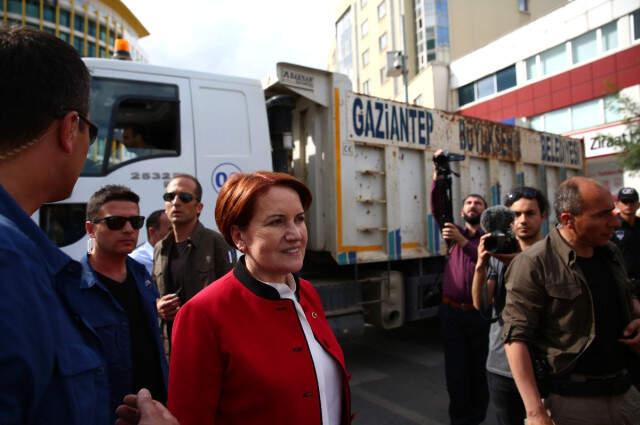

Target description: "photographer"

left=471, top=187, right=547, bottom=425
left=430, top=149, right=489, bottom=425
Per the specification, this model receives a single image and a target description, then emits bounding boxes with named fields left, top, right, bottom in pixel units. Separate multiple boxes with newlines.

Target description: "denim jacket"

left=57, top=255, right=168, bottom=420
left=0, top=185, right=110, bottom=424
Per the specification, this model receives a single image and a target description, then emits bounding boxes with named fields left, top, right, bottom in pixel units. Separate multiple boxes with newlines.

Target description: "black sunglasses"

left=60, top=110, right=98, bottom=145
left=163, top=191, right=196, bottom=203
left=93, top=215, right=145, bottom=231
left=77, top=113, right=99, bottom=146
left=505, top=188, right=539, bottom=203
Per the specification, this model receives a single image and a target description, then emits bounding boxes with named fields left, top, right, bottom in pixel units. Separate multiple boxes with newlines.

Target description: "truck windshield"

left=82, top=77, right=180, bottom=176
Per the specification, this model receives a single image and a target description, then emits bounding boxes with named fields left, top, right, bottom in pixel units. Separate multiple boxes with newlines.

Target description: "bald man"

left=502, top=177, right=640, bottom=425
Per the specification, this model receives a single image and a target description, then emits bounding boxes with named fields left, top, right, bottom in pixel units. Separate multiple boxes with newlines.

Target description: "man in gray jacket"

left=154, top=174, right=233, bottom=347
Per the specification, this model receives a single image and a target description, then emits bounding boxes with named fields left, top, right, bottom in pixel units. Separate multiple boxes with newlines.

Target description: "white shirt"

left=262, top=278, right=343, bottom=425
left=129, top=241, right=154, bottom=275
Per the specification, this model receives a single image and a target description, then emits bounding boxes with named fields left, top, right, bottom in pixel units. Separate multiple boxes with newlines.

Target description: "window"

left=40, top=203, right=87, bottom=248
left=379, top=66, right=386, bottom=84
left=604, top=96, right=624, bottom=123
left=26, top=1, right=38, bottom=18
left=496, top=66, right=517, bottom=91
left=82, top=78, right=180, bottom=176
left=476, top=75, right=496, bottom=99
left=7, top=0, right=21, bottom=14
left=377, top=1, right=386, bottom=19
left=526, top=56, right=537, bottom=80
left=362, top=49, right=369, bottom=67
left=530, top=116, right=544, bottom=131
left=363, top=80, right=370, bottom=95
left=336, top=8, right=354, bottom=82
left=99, top=47, right=106, bottom=58
left=602, top=21, right=618, bottom=51
left=541, top=44, right=567, bottom=76
left=73, top=37, right=83, bottom=54
left=572, top=30, right=597, bottom=64
left=88, top=19, right=96, bottom=37
left=361, top=19, right=368, bottom=37
left=379, top=32, right=388, bottom=51
left=519, top=0, right=528, bottom=13
left=43, top=5, right=55, bottom=21
left=458, top=83, right=475, bottom=106
left=74, top=15, right=84, bottom=32
left=59, top=10, right=70, bottom=26
left=572, top=99, right=602, bottom=130
left=544, top=108, right=571, bottom=134
left=634, top=9, right=640, bottom=40
left=58, top=32, right=69, bottom=42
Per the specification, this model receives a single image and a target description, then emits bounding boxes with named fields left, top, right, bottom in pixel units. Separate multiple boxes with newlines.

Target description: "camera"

left=433, top=151, right=465, bottom=177
left=480, top=206, right=519, bottom=254
left=484, top=231, right=519, bottom=254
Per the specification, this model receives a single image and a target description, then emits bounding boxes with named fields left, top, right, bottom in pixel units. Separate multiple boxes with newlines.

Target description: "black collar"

left=233, top=256, right=301, bottom=301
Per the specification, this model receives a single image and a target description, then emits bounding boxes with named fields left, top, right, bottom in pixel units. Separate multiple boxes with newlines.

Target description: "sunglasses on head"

left=506, top=188, right=538, bottom=203
left=93, top=215, right=145, bottom=231
left=163, top=191, right=196, bottom=203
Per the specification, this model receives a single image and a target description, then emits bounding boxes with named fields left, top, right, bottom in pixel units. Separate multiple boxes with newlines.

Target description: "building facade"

left=330, top=0, right=567, bottom=108
left=453, top=0, right=640, bottom=193
left=1, top=0, right=148, bottom=61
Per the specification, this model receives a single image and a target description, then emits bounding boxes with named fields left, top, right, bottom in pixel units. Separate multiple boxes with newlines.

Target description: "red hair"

left=215, top=171, right=312, bottom=248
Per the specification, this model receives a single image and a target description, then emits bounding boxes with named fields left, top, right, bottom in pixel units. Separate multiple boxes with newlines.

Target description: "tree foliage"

left=593, top=95, right=640, bottom=171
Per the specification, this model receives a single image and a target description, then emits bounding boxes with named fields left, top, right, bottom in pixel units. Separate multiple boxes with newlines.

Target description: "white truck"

left=37, top=59, right=584, bottom=334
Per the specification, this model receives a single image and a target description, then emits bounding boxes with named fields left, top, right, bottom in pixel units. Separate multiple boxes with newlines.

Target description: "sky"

left=123, top=0, right=337, bottom=81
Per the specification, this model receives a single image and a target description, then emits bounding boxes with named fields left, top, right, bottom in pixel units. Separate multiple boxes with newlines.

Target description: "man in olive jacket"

left=502, top=177, right=640, bottom=425
left=154, top=174, right=234, bottom=349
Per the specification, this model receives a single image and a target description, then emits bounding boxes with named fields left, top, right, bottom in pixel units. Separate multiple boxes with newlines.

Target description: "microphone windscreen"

left=480, top=205, right=515, bottom=233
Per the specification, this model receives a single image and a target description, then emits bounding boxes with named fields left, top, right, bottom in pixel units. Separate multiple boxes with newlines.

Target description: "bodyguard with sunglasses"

left=154, top=174, right=234, bottom=349
left=63, top=185, right=168, bottom=421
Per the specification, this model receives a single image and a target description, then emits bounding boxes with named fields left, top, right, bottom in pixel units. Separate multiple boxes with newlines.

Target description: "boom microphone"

left=480, top=206, right=515, bottom=233
left=480, top=206, right=519, bottom=254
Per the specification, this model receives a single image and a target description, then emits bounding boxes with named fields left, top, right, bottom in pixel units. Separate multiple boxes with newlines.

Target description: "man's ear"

left=559, top=212, right=573, bottom=228
left=58, top=112, right=79, bottom=154
left=85, top=220, right=96, bottom=238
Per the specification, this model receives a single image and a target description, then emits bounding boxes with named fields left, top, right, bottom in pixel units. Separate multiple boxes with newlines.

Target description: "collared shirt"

left=430, top=180, right=483, bottom=303
left=0, top=185, right=110, bottom=424
left=262, top=277, right=343, bottom=425
left=130, top=241, right=154, bottom=275
left=441, top=225, right=483, bottom=303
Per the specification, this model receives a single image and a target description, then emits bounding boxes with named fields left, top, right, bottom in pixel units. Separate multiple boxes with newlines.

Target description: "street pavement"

left=341, top=319, right=496, bottom=425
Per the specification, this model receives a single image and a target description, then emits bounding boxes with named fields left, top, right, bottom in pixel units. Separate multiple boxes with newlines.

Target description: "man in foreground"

left=503, top=177, right=640, bottom=424
left=0, top=28, right=112, bottom=424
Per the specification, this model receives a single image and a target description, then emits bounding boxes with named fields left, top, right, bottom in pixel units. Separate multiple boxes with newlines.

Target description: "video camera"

left=432, top=151, right=466, bottom=227
left=480, top=206, right=519, bottom=254
left=433, top=151, right=466, bottom=178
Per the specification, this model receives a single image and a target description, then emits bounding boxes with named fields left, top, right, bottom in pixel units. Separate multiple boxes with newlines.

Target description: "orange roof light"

left=112, top=38, right=132, bottom=61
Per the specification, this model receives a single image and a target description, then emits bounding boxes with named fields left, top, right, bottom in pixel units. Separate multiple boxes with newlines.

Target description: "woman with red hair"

left=167, top=171, right=351, bottom=425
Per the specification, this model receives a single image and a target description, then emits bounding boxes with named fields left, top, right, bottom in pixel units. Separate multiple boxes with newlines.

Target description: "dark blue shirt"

left=61, top=255, right=168, bottom=419
left=0, top=185, right=110, bottom=424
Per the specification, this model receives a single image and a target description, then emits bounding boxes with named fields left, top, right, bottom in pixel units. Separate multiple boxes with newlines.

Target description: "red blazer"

left=168, top=258, right=352, bottom=425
